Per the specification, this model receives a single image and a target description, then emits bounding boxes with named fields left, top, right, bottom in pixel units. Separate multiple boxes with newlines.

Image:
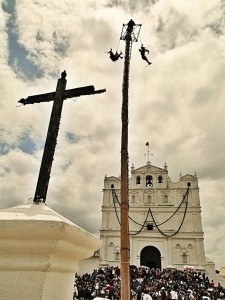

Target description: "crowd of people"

left=73, top=266, right=225, bottom=300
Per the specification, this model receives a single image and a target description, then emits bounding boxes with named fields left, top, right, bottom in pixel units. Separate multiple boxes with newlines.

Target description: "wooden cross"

left=19, top=71, right=106, bottom=204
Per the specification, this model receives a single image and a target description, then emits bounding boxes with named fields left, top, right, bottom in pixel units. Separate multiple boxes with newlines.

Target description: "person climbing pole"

left=139, top=44, right=152, bottom=65
left=127, top=19, right=136, bottom=32
left=108, top=48, right=123, bottom=62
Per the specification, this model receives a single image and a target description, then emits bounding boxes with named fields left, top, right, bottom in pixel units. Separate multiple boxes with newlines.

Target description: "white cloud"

left=0, top=0, right=224, bottom=270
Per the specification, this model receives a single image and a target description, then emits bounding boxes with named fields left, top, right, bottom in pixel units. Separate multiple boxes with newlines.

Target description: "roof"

left=180, top=174, right=197, bottom=180
left=105, top=176, right=120, bottom=181
left=133, top=163, right=167, bottom=173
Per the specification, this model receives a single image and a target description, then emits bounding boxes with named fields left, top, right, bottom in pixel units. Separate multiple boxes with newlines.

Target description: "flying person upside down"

left=108, top=48, right=123, bottom=61
left=139, top=44, right=152, bottom=65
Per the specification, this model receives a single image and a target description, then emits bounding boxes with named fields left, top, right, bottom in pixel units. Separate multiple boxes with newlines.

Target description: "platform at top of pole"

left=120, top=19, right=142, bottom=42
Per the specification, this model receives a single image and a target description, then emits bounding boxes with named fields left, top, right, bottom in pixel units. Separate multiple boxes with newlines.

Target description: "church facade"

left=99, top=161, right=212, bottom=271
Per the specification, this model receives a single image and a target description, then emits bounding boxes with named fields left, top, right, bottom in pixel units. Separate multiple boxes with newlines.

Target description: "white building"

left=99, top=161, right=214, bottom=272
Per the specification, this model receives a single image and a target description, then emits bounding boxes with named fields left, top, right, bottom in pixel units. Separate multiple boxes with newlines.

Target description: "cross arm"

left=18, top=85, right=106, bottom=105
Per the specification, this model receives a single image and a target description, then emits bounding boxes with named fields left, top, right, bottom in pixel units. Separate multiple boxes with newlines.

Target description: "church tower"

left=99, top=161, right=208, bottom=271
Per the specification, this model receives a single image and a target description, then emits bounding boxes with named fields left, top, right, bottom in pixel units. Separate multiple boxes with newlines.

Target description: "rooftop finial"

left=145, top=141, right=153, bottom=164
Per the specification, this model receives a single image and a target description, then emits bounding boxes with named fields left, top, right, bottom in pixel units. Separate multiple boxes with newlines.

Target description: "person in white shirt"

left=73, top=284, right=78, bottom=300
left=171, top=289, right=178, bottom=300
left=142, top=291, right=153, bottom=300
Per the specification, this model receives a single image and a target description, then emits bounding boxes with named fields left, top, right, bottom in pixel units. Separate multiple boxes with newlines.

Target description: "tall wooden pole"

left=120, top=22, right=132, bottom=300
left=119, top=19, right=141, bottom=300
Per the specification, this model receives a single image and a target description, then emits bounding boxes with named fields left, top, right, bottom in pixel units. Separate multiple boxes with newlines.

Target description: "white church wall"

left=99, top=162, right=212, bottom=272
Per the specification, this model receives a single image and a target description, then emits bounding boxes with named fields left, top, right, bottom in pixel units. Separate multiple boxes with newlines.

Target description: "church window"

left=147, top=195, right=151, bottom=204
left=147, top=223, right=153, bottom=230
left=163, top=195, right=168, bottom=203
left=136, top=176, right=141, bottom=184
left=132, top=195, right=135, bottom=204
left=111, top=184, right=114, bottom=188
left=146, top=175, right=153, bottom=187
left=187, top=182, right=191, bottom=187
left=115, top=251, right=120, bottom=260
left=158, top=175, right=163, bottom=184
left=187, top=244, right=193, bottom=249
left=182, top=253, right=188, bottom=263
left=175, top=244, right=181, bottom=249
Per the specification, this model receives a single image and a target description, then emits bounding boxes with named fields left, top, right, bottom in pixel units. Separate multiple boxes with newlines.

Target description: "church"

left=98, top=160, right=214, bottom=273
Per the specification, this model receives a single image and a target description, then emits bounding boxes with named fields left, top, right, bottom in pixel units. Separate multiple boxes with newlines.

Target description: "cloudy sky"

left=0, top=0, right=225, bottom=270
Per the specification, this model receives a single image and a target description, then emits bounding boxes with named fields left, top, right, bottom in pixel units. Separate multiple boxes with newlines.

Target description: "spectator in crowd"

left=74, top=266, right=225, bottom=300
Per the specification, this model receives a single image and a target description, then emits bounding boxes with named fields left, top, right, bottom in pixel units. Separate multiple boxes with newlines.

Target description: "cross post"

left=19, top=71, right=106, bottom=204
left=145, top=142, right=153, bottom=163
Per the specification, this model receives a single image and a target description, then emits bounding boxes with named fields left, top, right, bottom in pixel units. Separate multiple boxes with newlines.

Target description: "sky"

left=0, top=0, right=225, bottom=270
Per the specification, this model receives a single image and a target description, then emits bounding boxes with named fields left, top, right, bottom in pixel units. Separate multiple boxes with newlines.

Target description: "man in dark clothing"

left=108, top=49, right=123, bottom=61
left=127, top=19, right=136, bottom=32
left=161, top=287, right=167, bottom=300
left=139, top=44, right=152, bottom=65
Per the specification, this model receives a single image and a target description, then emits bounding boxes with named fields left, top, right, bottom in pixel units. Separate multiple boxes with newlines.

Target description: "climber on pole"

left=127, top=19, right=136, bottom=32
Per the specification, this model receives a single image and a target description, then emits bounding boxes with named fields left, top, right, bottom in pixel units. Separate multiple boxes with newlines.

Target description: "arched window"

left=115, top=251, right=120, bottom=260
left=146, top=175, right=153, bottom=187
left=158, top=175, right=163, bottom=184
left=136, top=176, right=141, bottom=184
left=182, top=253, right=187, bottom=263
left=187, top=244, right=193, bottom=249
left=111, top=184, right=114, bottom=188
left=175, top=244, right=181, bottom=249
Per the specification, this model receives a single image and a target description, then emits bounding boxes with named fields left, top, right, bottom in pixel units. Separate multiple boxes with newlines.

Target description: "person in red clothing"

left=210, top=280, right=215, bottom=287
left=106, top=283, right=114, bottom=299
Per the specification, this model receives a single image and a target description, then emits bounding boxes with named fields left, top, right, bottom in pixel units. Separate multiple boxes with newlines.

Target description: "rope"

left=111, top=187, right=190, bottom=237
left=129, top=208, right=150, bottom=236
left=112, top=189, right=147, bottom=236
left=112, top=189, right=121, bottom=225
left=128, top=188, right=188, bottom=229
left=112, top=187, right=189, bottom=228
left=148, top=187, right=189, bottom=237
left=116, top=37, right=121, bottom=52
left=139, top=34, right=142, bottom=45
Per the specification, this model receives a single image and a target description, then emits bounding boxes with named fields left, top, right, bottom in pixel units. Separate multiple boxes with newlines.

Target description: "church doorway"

left=140, top=246, right=161, bottom=269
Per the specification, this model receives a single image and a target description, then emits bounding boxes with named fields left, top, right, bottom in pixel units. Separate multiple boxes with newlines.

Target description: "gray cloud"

left=204, top=0, right=225, bottom=36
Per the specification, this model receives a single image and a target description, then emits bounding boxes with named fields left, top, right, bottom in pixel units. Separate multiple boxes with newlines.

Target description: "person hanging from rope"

left=108, top=48, right=123, bottom=62
left=139, top=44, right=152, bottom=65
